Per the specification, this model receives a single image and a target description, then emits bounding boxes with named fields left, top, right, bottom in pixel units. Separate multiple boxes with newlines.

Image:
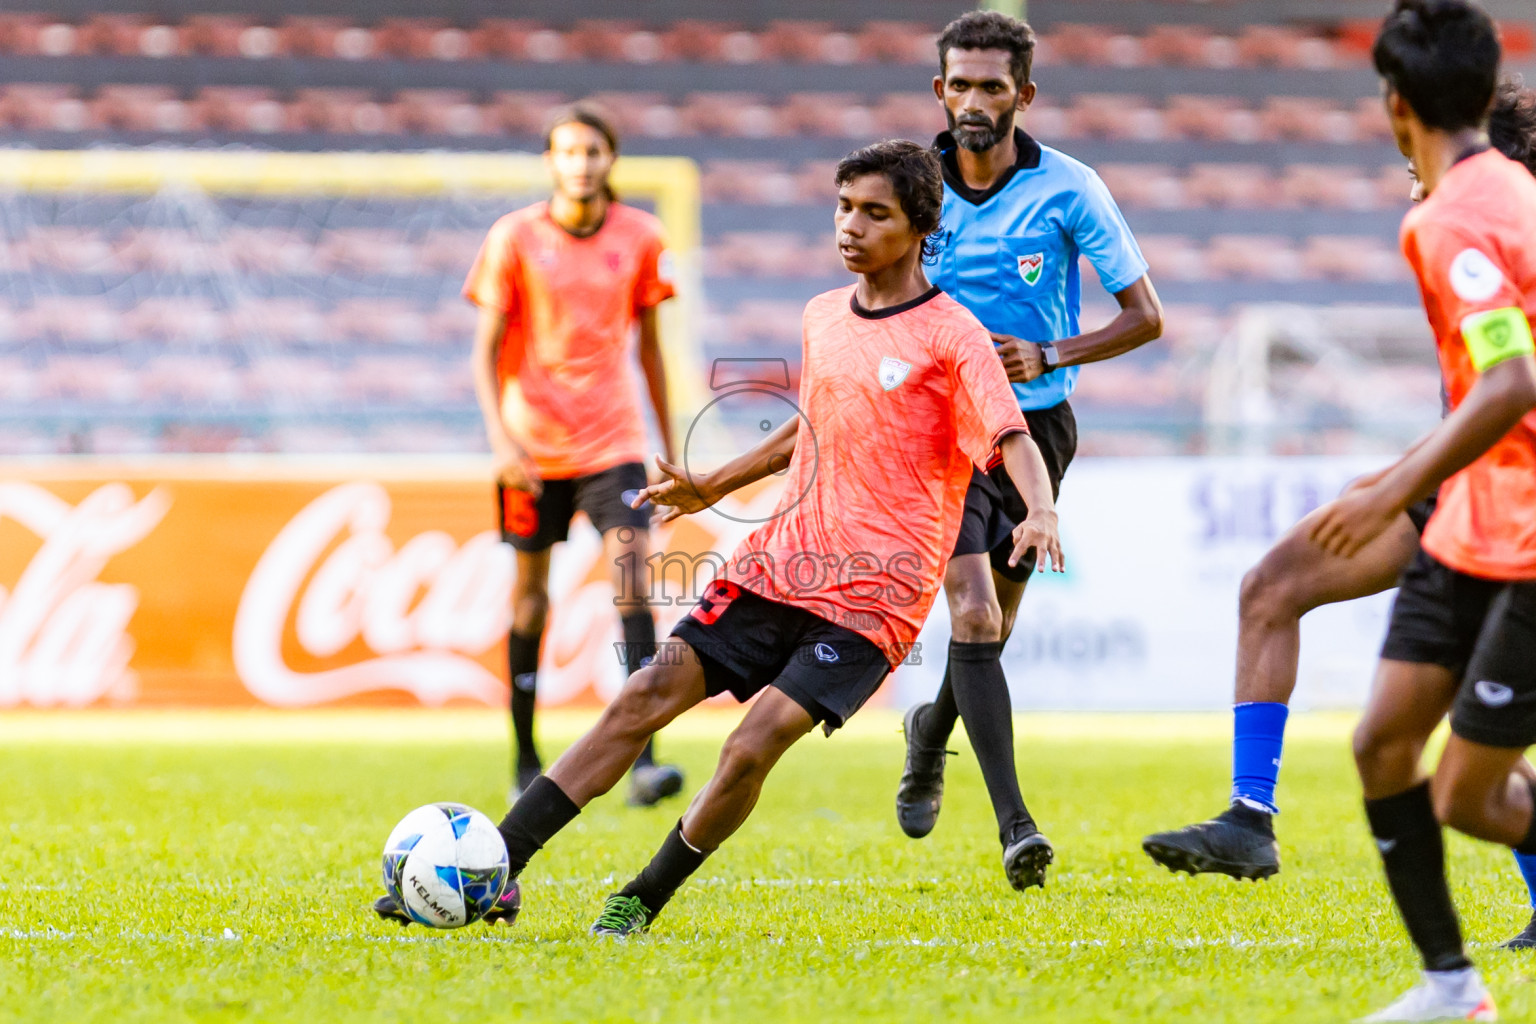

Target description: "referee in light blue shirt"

left=895, top=10, right=1164, bottom=891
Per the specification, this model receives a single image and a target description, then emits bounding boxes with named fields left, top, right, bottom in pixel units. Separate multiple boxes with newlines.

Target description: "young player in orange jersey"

left=1303, top=3, right=1536, bottom=1019
left=440, top=140, right=1066, bottom=938
left=463, top=106, right=684, bottom=808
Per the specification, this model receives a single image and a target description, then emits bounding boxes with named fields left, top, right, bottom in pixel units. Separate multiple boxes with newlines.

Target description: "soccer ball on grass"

left=382, top=802, right=509, bottom=928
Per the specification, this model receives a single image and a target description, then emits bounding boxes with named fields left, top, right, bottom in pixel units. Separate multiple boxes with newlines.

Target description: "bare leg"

left=546, top=645, right=707, bottom=806
left=1236, top=510, right=1420, bottom=704
left=1434, top=737, right=1535, bottom=846
left=681, top=688, right=815, bottom=849
left=1353, top=659, right=1458, bottom=799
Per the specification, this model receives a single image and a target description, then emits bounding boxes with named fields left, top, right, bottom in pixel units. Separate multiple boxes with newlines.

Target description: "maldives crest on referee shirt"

left=1017, top=252, right=1045, bottom=286
left=878, top=356, right=911, bottom=391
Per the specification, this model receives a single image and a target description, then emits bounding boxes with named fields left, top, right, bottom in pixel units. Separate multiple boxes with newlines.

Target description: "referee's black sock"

left=497, top=775, right=581, bottom=877
left=917, top=661, right=959, bottom=746
left=1364, top=781, right=1470, bottom=973
left=508, top=630, right=542, bottom=773
left=949, top=639, right=1034, bottom=844
left=621, top=611, right=658, bottom=769
left=620, top=821, right=712, bottom=917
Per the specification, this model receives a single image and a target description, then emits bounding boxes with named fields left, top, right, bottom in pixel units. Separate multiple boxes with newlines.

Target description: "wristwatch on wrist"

left=1039, top=341, right=1061, bottom=370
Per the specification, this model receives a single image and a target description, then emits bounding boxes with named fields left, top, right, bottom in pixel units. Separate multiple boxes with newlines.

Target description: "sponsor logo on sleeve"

left=1017, top=253, right=1045, bottom=286
left=1449, top=248, right=1504, bottom=302
left=877, top=356, right=911, bottom=391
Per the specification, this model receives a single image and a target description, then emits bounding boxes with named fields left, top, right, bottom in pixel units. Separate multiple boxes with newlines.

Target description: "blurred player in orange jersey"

left=463, top=105, right=685, bottom=808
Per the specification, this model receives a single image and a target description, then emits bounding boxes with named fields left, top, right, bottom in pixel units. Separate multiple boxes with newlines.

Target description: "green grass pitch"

left=2, top=709, right=1533, bottom=1023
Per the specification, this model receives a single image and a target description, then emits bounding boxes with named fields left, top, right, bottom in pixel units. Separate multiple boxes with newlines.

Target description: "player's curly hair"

left=1491, top=77, right=1536, bottom=177
left=834, top=140, right=946, bottom=264
left=1372, top=0, right=1500, bottom=131
left=937, top=10, right=1036, bottom=89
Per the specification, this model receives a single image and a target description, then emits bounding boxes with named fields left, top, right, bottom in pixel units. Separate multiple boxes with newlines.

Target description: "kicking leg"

left=1143, top=509, right=1419, bottom=879
left=594, top=688, right=815, bottom=934
left=603, top=524, right=684, bottom=805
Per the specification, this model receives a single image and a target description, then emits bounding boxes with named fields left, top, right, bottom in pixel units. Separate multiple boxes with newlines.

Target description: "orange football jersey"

left=463, top=201, right=675, bottom=479
left=725, top=285, right=1028, bottom=665
left=1403, top=150, right=1536, bottom=579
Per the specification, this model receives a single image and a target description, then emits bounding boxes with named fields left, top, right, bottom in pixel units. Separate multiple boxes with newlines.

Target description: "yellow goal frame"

left=0, top=149, right=708, bottom=426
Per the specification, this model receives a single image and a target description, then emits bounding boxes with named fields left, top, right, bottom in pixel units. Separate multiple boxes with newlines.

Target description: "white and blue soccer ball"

left=382, top=803, right=509, bottom=928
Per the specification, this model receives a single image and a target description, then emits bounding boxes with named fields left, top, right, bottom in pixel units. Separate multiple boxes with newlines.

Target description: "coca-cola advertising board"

left=0, top=459, right=791, bottom=709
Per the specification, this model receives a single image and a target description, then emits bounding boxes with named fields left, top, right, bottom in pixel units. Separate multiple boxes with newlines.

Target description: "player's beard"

left=947, top=106, right=1016, bottom=153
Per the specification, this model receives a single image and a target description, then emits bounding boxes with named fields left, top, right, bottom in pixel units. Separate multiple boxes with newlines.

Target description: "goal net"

left=0, top=149, right=705, bottom=456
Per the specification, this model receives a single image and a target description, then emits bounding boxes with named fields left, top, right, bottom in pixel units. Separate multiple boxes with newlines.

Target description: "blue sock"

left=1231, top=702, right=1289, bottom=815
left=1514, top=851, right=1536, bottom=908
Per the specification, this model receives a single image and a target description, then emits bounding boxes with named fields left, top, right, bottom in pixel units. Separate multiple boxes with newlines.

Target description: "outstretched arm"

left=1313, top=347, right=1536, bottom=557
left=996, top=430, right=1065, bottom=572
left=633, top=417, right=800, bottom=523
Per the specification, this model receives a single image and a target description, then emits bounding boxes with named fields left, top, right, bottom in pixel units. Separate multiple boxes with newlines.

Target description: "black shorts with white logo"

left=498, top=461, right=650, bottom=552
left=952, top=400, right=1077, bottom=582
left=669, top=580, right=891, bottom=731
left=1381, top=548, right=1536, bottom=748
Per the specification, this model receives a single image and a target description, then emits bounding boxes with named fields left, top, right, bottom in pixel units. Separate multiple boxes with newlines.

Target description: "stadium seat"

left=1165, top=95, right=1253, bottom=142
left=314, top=229, right=415, bottom=276
left=1042, top=24, right=1114, bottom=65
left=873, top=93, right=941, bottom=138
left=1095, top=164, right=1188, bottom=209
left=485, top=91, right=569, bottom=136
left=179, top=15, right=252, bottom=57
left=77, top=14, right=150, bottom=56
left=1281, top=164, right=1383, bottom=211
left=680, top=93, right=773, bottom=138
left=91, top=85, right=191, bottom=133
left=194, top=86, right=285, bottom=133
left=1069, top=94, right=1165, bottom=141
left=1207, top=234, right=1302, bottom=281
left=857, top=22, right=934, bottom=63
left=0, top=84, right=83, bottom=131
left=389, top=90, right=482, bottom=136
left=1142, top=25, right=1226, bottom=68
left=1260, top=97, right=1357, bottom=144
left=288, top=88, right=390, bottom=134
left=758, top=21, right=833, bottom=62
left=1136, top=236, right=1207, bottom=282
left=1301, top=236, right=1404, bottom=282
left=586, top=90, right=679, bottom=137
left=564, top=20, right=641, bottom=62
left=374, top=18, right=447, bottom=60
left=778, top=93, right=875, bottom=138
left=467, top=20, right=543, bottom=61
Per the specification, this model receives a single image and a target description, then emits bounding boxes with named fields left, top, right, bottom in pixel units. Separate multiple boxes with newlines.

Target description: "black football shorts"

left=498, top=460, right=650, bottom=552
left=669, top=580, right=891, bottom=731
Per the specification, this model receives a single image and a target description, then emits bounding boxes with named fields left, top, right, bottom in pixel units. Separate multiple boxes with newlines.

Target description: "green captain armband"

left=1461, top=307, right=1535, bottom=371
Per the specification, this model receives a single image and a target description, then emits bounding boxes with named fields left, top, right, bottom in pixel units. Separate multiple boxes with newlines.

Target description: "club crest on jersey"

left=1449, top=248, right=1503, bottom=302
left=878, top=357, right=911, bottom=391
left=1017, top=253, right=1045, bottom=286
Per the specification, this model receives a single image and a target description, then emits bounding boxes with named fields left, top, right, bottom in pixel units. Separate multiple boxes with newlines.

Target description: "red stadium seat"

left=1042, top=24, right=1113, bottom=65
left=0, top=15, right=52, bottom=55
left=485, top=91, right=569, bottom=136
left=660, top=21, right=733, bottom=61
left=1070, top=94, right=1165, bottom=141
left=424, top=302, right=478, bottom=345
left=288, top=88, right=389, bottom=134
left=1142, top=25, right=1222, bottom=68
left=1206, top=234, right=1301, bottom=281
left=314, top=229, right=415, bottom=276
left=389, top=89, right=481, bottom=136
left=278, top=17, right=347, bottom=58
left=1498, top=21, right=1535, bottom=58
left=179, top=15, right=254, bottom=57
left=873, top=93, right=942, bottom=138
left=778, top=92, right=875, bottom=137
left=681, top=93, right=776, bottom=138
left=193, top=87, right=284, bottom=133
left=758, top=21, right=834, bottom=62
left=0, top=85, right=83, bottom=131
left=1353, top=97, right=1394, bottom=142
left=857, top=22, right=934, bottom=64
left=91, top=85, right=188, bottom=133
left=1096, top=164, right=1187, bottom=209
left=1260, top=97, right=1357, bottom=144
left=77, top=14, right=149, bottom=56
left=1184, top=163, right=1277, bottom=208
left=564, top=20, right=640, bottom=61
left=375, top=19, right=447, bottom=60
left=468, top=20, right=542, bottom=60
left=1165, top=95, right=1251, bottom=142
left=1301, top=236, right=1403, bottom=282
left=1282, top=164, right=1384, bottom=210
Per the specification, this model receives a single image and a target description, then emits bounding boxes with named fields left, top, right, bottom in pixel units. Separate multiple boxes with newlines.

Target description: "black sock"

left=497, top=775, right=581, bottom=877
left=508, top=630, right=542, bottom=772
left=1364, top=782, right=1470, bottom=973
left=621, top=612, right=658, bottom=769
left=949, top=640, right=1034, bottom=844
left=1516, top=779, right=1536, bottom=856
left=619, top=821, right=711, bottom=916
left=918, top=660, right=959, bottom=746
